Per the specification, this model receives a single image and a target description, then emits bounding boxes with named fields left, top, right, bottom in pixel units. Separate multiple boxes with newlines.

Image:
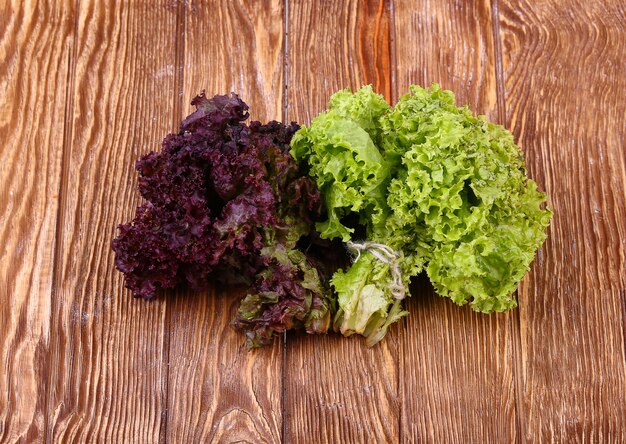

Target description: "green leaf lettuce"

left=291, top=84, right=551, bottom=345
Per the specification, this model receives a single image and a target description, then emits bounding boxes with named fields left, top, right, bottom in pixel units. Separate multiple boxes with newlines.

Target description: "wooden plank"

left=0, top=1, right=75, bottom=442
left=45, top=0, right=179, bottom=441
left=165, top=1, right=285, bottom=442
left=394, top=0, right=519, bottom=441
left=287, top=0, right=393, bottom=121
left=498, top=0, right=626, bottom=440
left=285, top=1, right=399, bottom=442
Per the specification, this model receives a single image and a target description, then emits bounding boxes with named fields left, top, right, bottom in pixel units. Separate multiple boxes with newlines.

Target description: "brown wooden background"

left=1, top=0, right=625, bottom=442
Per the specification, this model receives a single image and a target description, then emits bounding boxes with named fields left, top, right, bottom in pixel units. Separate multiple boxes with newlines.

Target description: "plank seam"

left=490, top=1, right=526, bottom=442
left=161, top=1, right=187, bottom=442
left=45, top=0, right=81, bottom=441
left=389, top=0, right=398, bottom=105
left=387, top=0, right=402, bottom=442
left=491, top=0, right=507, bottom=125
left=282, top=1, right=289, bottom=442
left=622, top=289, right=626, bottom=375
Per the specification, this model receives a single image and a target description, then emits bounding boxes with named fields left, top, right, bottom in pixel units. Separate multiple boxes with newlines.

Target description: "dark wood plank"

left=0, top=1, right=75, bottom=442
left=45, top=1, right=178, bottom=441
left=285, top=1, right=399, bottom=442
left=393, top=0, right=519, bottom=441
left=498, top=0, right=626, bottom=440
left=165, top=1, right=285, bottom=442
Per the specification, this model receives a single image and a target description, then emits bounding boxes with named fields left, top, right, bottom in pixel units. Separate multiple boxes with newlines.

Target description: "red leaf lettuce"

left=112, top=93, right=337, bottom=347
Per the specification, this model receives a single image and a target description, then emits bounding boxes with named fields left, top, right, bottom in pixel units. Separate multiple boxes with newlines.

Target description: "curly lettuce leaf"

left=113, top=92, right=336, bottom=348
left=382, top=84, right=551, bottom=312
left=234, top=245, right=334, bottom=348
left=291, top=85, right=392, bottom=241
left=291, top=86, right=414, bottom=345
left=291, top=83, right=551, bottom=345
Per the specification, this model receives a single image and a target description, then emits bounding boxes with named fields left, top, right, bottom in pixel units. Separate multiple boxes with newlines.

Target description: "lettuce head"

left=291, top=84, right=551, bottom=345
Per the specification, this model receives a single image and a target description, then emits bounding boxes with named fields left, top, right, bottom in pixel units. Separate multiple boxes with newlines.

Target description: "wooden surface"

left=286, top=2, right=399, bottom=443
left=166, top=2, right=284, bottom=442
left=0, top=0, right=624, bottom=442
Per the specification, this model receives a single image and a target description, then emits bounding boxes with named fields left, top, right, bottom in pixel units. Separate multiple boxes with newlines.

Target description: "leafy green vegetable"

left=113, top=92, right=337, bottom=348
left=292, top=86, right=408, bottom=344
left=291, top=86, right=392, bottom=242
left=292, top=84, right=551, bottom=345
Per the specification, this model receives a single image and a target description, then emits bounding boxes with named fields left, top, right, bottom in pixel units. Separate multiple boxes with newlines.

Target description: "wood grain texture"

left=498, top=0, right=626, bottom=440
left=394, top=0, right=500, bottom=121
left=393, top=0, right=519, bottom=441
left=165, top=1, right=284, bottom=442
left=287, top=0, right=393, bottom=122
left=45, top=0, right=178, bottom=441
left=0, top=1, right=74, bottom=442
left=1, top=0, right=626, bottom=441
left=285, top=1, right=399, bottom=443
